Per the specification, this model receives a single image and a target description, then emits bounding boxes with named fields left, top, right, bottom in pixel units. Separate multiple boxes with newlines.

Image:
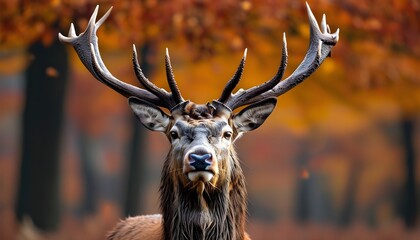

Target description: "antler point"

left=69, top=23, right=77, bottom=37
left=58, top=31, right=73, bottom=43
left=321, top=14, right=327, bottom=33
left=91, top=5, right=99, bottom=22
left=57, top=32, right=65, bottom=41
left=97, top=6, right=113, bottom=27
left=105, top=6, right=114, bottom=16
left=305, top=2, right=321, bottom=33
left=282, top=32, right=288, bottom=54
left=132, top=44, right=139, bottom=61
left=335, top=28, right=340, bottom=41
left=305, top=2, right=312, bottom=13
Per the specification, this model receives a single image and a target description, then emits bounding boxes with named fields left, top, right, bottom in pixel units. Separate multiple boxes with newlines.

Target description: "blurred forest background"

left=0, top=0, right=419, bottom=239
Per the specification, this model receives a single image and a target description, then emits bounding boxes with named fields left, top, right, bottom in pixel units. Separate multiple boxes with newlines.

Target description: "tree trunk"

left=399, top=118, right=417, bottom=228
left=338, top=159, right=361, bottom=226
left=123, top=116, right=147, bottom=216
left=77, top=131, right=98, bottom=215
left=295, top=141, right=310, bottom=222
left=123, top=43, right=156, bottom=216
left=15, top=33, right=69, bottom=231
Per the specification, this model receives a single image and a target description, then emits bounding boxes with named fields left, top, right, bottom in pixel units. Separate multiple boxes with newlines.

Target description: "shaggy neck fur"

left=160, top=151, right=247, bottom=240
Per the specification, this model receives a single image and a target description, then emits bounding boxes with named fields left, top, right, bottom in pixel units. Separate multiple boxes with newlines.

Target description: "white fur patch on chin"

left=188, top=171, right=214, bottom=182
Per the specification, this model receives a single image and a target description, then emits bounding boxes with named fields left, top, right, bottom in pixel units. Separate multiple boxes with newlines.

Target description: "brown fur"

left=107, top=103, right=251, bottom=240
left=159, top=151, right=247, bottom=240
left=106, top=215, right=162, bottom=240
left=107, top=153, right=250, bottom=240
left=106, top=215, right=251, bottom=240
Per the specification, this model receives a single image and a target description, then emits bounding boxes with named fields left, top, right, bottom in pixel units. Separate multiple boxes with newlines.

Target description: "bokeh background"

left=1, top=0, right=419, bottom=239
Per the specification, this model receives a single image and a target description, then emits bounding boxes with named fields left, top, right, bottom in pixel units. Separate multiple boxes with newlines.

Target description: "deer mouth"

left=187, top=170, right=214, bottom=182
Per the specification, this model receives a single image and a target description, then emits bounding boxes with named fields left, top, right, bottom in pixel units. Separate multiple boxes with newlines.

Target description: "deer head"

left=59, top=3, right=338, bottom=240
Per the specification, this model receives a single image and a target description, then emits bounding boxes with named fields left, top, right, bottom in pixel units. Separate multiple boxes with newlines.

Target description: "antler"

left=220, top=3, right=339, bottom=110
left=59, top=6, right=183, bottom=110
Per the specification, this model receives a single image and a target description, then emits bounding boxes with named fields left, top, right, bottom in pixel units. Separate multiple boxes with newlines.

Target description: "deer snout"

left=189, top=153, right=212, bottom=171
left=184, top=149, right=216, bottom=183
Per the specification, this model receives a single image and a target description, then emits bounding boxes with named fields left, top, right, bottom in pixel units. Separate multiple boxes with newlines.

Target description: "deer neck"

left=160, top=154, right=247, bottom=240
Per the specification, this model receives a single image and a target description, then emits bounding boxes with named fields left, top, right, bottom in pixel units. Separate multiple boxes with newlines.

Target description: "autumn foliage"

left=0, top=0, right=419, bottom=239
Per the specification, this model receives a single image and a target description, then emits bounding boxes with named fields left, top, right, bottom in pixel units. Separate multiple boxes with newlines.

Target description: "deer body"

left=59, top=4, right=338, bottom=240
left=106, top=215, right=162, bottom=240
left=107, top=215, right=251, bottom=240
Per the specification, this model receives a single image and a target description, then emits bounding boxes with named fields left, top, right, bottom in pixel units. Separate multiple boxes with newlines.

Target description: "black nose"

left=189, top=153, right=212, bottom=171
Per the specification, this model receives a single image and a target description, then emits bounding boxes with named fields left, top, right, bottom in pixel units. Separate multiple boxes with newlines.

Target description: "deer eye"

left=170, top=131, right=179, bottom=140
left=223, top=131, right=232, bottom=140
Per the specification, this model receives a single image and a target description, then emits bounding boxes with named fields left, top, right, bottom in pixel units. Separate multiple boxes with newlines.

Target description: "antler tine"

left=165, top=48, right=184, bottom=104
left=88, top=43, right=163, bottom=105
left=218, top=49, right=247, bottom=104
left=59, top=6, right=111, bottom=74
left=132, top=45, right=176, bottom=108
left=225, top=34, right=288, bottom=110
left=59, top=6, right=180, bottom=109
left=225, top=2, right=339, bottom=110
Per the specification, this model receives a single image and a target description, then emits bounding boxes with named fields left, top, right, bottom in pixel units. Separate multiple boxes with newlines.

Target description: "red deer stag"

left=59, top=3, right=338, bottom=240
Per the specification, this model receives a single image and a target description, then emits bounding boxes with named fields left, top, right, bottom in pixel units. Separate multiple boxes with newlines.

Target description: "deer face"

left=129, top=98, right=276, bottom=191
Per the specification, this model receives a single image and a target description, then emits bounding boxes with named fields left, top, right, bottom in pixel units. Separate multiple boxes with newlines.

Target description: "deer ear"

left=128, top=97, right=170, bottom=132
left=233, top=98, right=277, bottom=133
